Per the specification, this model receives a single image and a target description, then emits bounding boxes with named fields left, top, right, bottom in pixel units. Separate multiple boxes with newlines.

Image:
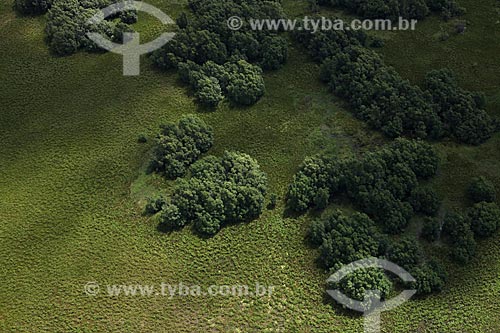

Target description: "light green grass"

left=1, top=0, right=500, bottom=332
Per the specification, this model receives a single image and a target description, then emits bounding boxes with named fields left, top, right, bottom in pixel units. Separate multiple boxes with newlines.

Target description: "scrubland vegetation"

left=2, top=0, right=500, bottom=331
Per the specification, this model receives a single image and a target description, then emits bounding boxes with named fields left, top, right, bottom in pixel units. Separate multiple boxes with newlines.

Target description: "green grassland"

left=1, top=0, right=500, bottom=332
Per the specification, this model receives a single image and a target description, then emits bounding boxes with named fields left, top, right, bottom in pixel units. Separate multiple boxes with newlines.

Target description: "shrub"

left=144, top=196, right=166, bottom=215
left=409, top=260, right=447, bottom=295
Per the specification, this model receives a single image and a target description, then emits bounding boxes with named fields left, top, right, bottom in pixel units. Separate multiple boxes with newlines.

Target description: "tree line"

left=293, top=26, right=497, bottom=145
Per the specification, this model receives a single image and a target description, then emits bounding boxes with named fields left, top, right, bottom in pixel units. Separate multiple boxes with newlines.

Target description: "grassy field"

left=1, top=0, right=500, bottom=332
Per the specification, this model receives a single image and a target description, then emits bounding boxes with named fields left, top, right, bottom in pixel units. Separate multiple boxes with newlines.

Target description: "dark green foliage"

left=409, top=260, right=447, bottom=295
left=14, top=0, right=52, bottom=15
left=158, top=203, right=184, bottom=229
left=468, top=176, right=497, bottom=203
left=150, top=115, right=214, bottom=179
left=442, top=212, right=476, bottom=264
left=144, top=196, right=166, bottom=215
left=226, top=60, right=265, bottom=105
left=169, top=151, right=268, bottom=236
left=294, top=25, right=495, bottom=144
left=194, top=76, right=224, bottom=107
left=311, top=211, right=382, bottom=269
left=328, top=268, right=392, bottom=311
left=177, top=59, right=264, bottom=107
left=424, top=69, right=495, bottom=145
left=468, top=202, right=500, bottom=238
left=325, top=0, right=463, bottom=20
left=409, top=187, right=441, bottom=216
left=421, top=217, right=441, bottom=242
left=259, top=36, right=289, bottom=70
left=288, top=139, right=438, bottom=234
left=150, top=0, right=289, bottom=106
left=45, top=0, right=134, bottom=56
left=386, top=237, right=422, bottom=271
left=137, top=133, right=147, bottom=143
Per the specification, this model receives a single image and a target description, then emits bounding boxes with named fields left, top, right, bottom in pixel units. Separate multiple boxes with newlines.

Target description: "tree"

left=316, top=212, right=381, bottom=269
left=386, top=237, right=422, bottom=271
left=170, top=151, right=268, bottom=236
left=150, top=115, right=214, bottom=179
left=409, top=260, right=447, bottom=295
left=442, top=212, right=477, bottom=264
left=328, top=268, right=393, bottom=311
left=468, top=176, right=497, bottom=203
left=409, top=187, right=441, bottom=216
left=259, top=36, right=288, bottom=70
left=468, top=202, right=500, bottom=238
left=194, top=76, right=224, bottom=107
left=14, top=0, right=52, bottom=15
left=226, top=60, right=266, bottom=105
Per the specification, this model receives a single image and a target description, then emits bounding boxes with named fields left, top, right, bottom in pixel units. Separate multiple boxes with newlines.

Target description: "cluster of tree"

left=287, top=139, right=440, bottom=234
left=14, top=0, right=52, bottom=15
left=149, top=115, right=214, bottom=179
left=424, top=69, right=496, bottom=145
left=427, top=176, right=500, bottom=264
left=293, top=26, right=497, bottom=145
left=45, top=0, right=137, bottom=56
left=317, top=0, right=464, bottom=20
left=178, top=60, right=265, bottom=107
left=312, top=211, right=446, bottom=298
left=150, top=0, right=289, bottom=106
left=153, top=151, right=268, bottom=236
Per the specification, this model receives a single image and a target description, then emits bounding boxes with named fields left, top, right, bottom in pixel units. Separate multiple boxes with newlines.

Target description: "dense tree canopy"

left=150, top=115, right=214, bottom=179
left=310, top=210, right=382, bottom=269
left=287, top=139, right=439, bottom=234
left=160, top=151, right=268, bottom=236
left=14, top=0, right=52, bottom=15
left=320, top=0, right=464, bottom=20
left=294, top=25, right=497, bottom=144
left=151, top=0, right=288, bottom=106
left=45, top=0, right=136, bottom=56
